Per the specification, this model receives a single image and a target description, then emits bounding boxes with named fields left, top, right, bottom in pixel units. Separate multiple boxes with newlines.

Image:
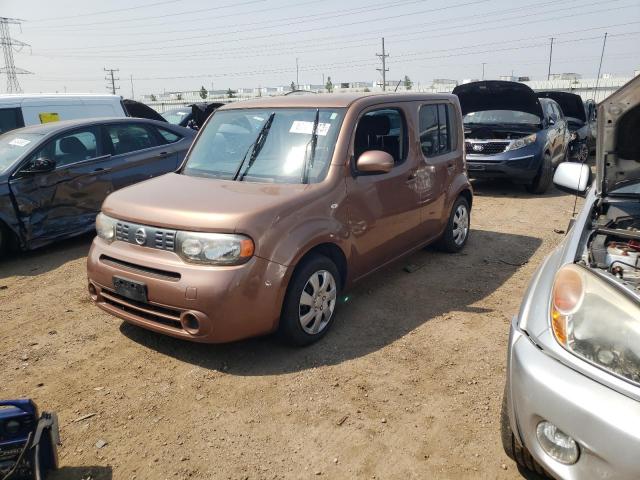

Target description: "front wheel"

left=526, top=153, right=553, bottom=194
left=435, top=196, right=470, bottom=253
left=279, top=254, right=340, bottom=346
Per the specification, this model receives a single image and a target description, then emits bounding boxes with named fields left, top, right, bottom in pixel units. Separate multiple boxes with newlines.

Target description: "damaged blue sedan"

left=0, top=117, right=195, bottom=255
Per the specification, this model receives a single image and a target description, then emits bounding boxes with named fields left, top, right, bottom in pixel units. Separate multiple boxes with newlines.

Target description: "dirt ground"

left=0, top=179, right=580, bottom=480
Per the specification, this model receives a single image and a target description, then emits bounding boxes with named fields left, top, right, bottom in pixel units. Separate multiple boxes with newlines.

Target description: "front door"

left=9, top=126, right=114, bottom=244
left=345, top=105, right=421, bottom=280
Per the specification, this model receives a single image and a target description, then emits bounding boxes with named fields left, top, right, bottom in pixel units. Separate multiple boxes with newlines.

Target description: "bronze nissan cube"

left=87, top=93, right=472, bottom=345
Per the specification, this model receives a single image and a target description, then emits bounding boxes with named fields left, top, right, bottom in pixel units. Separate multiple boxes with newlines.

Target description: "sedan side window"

left=156, top=127, right=181, bottom=144
left=107, top=124, right=160, bottom=155
left=32, top=128, right=99, bottom=169
left=354, top=108, right=405, bottom=165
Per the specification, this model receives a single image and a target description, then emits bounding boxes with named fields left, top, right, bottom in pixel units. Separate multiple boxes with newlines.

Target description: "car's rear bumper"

left=87, top=237, right=288, bottom=343
left=506, top=318, right=640, bottom=479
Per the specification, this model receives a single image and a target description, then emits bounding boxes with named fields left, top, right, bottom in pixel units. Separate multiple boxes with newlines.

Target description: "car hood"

left=596, top=75, right=640, bottom=195
left=452, top=80, right=543, bottom=118
left=537, top=91, right=586, bottom=122
left=101, top=172, right=313, bottom=234
left=122, top=99, right=167, bottom=122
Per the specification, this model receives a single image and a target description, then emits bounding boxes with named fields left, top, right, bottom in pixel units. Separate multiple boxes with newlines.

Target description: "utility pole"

left=104, top=68, right=120, bottom=95
left=547, top=37, right=554, bottom=81
left=0, top=17, right=32, bottom=93
left=482, top=62, right=486, bottom=80
left=594, top=32, right=608, bottom=102
left=296, top=58, right=299, bottom=89
left=376, top=37, right=389, bottom=91
left=130, top=74, right=134, bottom=99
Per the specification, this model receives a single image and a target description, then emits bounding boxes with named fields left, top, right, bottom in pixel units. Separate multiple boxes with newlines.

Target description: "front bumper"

left=87, top=237, right=289, bottom=343
left=506, top=318, right=640, bottom=479
left=466, top=147, right=541, bottom=181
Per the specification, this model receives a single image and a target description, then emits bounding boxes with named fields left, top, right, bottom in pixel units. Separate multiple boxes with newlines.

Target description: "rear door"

left=103, top=122, right=182, bottom=190
left=8, top=126, right=114, bottom=243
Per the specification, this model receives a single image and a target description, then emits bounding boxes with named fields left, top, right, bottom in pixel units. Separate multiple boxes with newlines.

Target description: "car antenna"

left=394, top=80, right=402, bottom=92
left=571, top=158, right=589, bottom=218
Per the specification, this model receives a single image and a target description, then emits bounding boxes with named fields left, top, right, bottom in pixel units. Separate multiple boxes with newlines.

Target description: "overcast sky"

left=3, top=0, right=639, bottom=96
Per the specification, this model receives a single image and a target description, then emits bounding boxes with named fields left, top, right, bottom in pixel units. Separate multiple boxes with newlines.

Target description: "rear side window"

left=420, top=104, right=452, bottom=156
left=156, top=127, right=181, bottom=143
left=106, top=123, right=160, bottom=155
left=0, top=108, right=24, bottom=135
left=354, top=108, right=406, bottom=165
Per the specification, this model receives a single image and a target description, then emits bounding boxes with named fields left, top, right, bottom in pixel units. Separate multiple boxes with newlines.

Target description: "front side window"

left=183, top=108, right=345, bottom=184
left=32, top=128, right=98, bottom=169
left=354, top=108, right=405, bottom=165
left=107, top=123, right=160, bottom=155
left=420, top=103, right=452, bottom=156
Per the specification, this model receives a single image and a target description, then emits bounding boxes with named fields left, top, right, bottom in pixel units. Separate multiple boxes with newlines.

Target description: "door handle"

left=93, top=167, right=112, bottom=173
left=159, top=151, right=169, bottom=157
left=407, top=171, right=417, bottom=181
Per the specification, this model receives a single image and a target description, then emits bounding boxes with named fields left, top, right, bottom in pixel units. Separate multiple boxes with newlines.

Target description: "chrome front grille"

left=115, top=221, right=177, bottom=251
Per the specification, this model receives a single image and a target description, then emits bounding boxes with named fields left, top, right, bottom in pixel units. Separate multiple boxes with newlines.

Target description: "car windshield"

left=162, top=109, right=190, bottom=124
left=464, top=110, right=541, bottom=125
left=0, top=132, right=42, bottom=174
left=182, top=108, right=345, bottom=183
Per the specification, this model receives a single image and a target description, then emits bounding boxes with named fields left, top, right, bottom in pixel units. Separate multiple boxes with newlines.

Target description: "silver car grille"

left=115, top=221, right=177, bottom=251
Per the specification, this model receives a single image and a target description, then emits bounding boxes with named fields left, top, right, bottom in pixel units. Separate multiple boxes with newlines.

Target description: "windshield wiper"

left=233, top=112, right=276, bottom=181
left=301, top=108, right=320, bottom=184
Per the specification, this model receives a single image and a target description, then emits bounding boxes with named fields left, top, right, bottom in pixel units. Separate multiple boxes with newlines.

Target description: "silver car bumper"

left=507, top=317, right=640, bottom=480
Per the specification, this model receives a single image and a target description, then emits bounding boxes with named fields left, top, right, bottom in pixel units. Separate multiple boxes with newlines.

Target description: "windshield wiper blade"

left=234, top=112, right=276, bottom=181
left=301, top=108, right=320, bottom=184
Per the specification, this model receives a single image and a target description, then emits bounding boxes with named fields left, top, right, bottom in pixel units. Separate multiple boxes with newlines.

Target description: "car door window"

left=156, top=127, right=181, bottom=144
left=354, top=108, right=405, bottom=165
left=420, top=103, right=452, bottom=157
left=0, top=108, right=23, bottom=134
left=106, top=123, right=160, bottom=155
left=31, top=128, right=99, bottom=169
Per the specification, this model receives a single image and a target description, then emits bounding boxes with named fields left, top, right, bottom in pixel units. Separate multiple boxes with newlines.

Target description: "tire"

left=526, top=153, right=553, bottom=194
left=279, top=254, right=341, bottom=346
left=501, top=383, right=550, bottom=478
left=0, top=223, right=8, bottom=259
left=435, top=196, right=470, bottom=253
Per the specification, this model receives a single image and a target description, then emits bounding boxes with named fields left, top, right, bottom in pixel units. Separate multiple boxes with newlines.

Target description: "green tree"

left=150, top=94, right=157, bottom=101
left=226, top=88, right=236, bottom=98
left=199, top=86, right=208, bottom=99
left=363, top=87, right=370, bottom=92
left=325, top=76, right=334, bottom=93
left=290, top=81, right=296, bottom=91
left=403, top=75, right=413, bottom=90
left=176, top=93, right=183, bottom=100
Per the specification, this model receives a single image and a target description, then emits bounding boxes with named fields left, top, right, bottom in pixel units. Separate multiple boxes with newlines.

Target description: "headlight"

left=551, top=264, right=640, bottom=385
left=505, top=133, right=537, bottom=151
left=96, top=213, right=117, bottom=243
left=176, top=232, right=254, bottom=265
left=570, top=131, right=578, bottom=142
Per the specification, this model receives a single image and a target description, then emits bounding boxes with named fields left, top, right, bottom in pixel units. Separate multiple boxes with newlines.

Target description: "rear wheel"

left=501, top=384, right=550, bottom=478
left=435, top=196, right=470, bottom=253
left=279, top=254, right=340, bottom=346
left=526, top=153, right=553, bottom=194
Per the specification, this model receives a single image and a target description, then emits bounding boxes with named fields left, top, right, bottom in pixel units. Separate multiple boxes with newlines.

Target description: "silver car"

left=501, top=75, right=640, bottom=479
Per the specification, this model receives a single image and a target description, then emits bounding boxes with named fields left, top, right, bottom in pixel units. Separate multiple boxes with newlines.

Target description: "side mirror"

left=553, top=162, right=591, bottom=196
left=356, top=150, right=394, bottom=174
left=22, top=157, right=56, bottom=175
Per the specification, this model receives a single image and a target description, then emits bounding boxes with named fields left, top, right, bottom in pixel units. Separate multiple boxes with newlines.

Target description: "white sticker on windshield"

left=289, top=121, right=330, bottom=136
left=9, top=138, right=31, bottom=147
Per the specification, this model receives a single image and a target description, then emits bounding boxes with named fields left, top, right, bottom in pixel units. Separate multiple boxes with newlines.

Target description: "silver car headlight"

left=175, top=232, right=254, bottom=265
left=505, top=133, right=537, bottom=151
left=551, top=264, right=640, bottom=385
left=96, top=213, right=117, bottom=243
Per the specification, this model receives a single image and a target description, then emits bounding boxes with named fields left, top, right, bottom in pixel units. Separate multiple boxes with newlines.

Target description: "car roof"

left=10, top=117, right=170, bottom=136
left=218, top=92, right=457, bottom=110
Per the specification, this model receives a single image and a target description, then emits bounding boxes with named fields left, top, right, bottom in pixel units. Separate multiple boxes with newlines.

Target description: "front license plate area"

left=113, top=276, right=148, bottom=303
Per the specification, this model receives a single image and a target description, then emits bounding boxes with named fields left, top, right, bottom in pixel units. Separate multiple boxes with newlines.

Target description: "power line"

left=104, top=68, right=120, bottom=95
left=376, top=37, right=389, bottom=91
left=0, top=17, right=32, bottom=93
left=30, top=0, right=181, bottom=22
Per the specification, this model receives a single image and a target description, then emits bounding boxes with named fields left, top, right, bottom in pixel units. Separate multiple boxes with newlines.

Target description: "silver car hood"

left=596, top=75, right=640, bottom=195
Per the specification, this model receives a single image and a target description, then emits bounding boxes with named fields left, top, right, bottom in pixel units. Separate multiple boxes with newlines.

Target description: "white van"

left=0, top=94, right=128, bottom=134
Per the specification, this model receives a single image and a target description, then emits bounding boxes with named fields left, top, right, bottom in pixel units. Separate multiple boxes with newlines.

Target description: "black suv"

left=453, top=80, right=570, bottom=194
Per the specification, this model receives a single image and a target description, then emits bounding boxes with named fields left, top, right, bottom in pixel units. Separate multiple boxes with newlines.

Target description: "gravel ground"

left=0, top=179, right=579, bottom=480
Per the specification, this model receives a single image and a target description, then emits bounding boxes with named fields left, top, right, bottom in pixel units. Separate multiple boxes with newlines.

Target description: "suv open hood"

left=537, top=91, right=586, bottom=122
left=596, top=75, right=640, bottom=195
left=452, top=80, right=543, bottom=118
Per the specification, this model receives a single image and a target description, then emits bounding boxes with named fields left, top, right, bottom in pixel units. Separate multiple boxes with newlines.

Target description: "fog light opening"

left=536, top=421, right=580, bottom=465
left=181, top=312, right=200, bottom=334
left=88, top=283, right=98, bottom=302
